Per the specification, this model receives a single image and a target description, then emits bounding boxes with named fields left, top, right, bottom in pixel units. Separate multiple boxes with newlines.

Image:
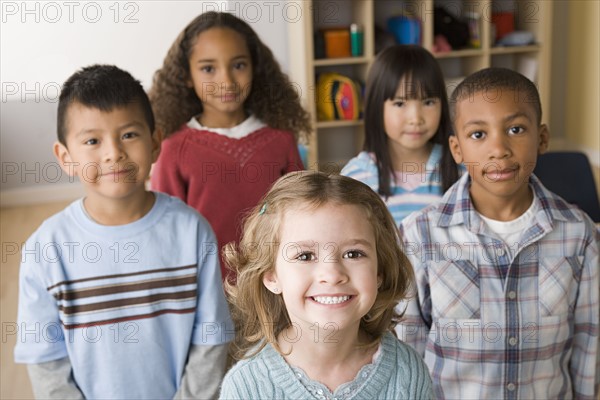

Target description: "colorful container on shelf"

left=316, top=73, right=361, bottom=121
left=387, top=15, right=421, bottom=45
left=322, top=28, right=351, bottom=58
left=491, top=12, right=515, bottom=42
left=350, top=23, right=364, bottom=56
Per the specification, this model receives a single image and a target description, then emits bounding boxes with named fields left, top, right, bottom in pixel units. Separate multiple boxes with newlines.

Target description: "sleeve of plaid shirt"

left=395, top=220, right=432, bottom=356
left=571, top=225, right=600, bottom=399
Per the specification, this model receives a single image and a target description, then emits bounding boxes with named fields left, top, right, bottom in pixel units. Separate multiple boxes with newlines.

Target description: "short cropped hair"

left=450, top=67, right=542, bottom=125
left=224, top=171, right=415, bottom=359
left=57, top=64, right=155, bottom=145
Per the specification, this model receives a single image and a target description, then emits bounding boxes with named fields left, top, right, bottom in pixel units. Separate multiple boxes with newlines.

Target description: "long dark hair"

left=149, top=12, right=311, bottom=140
left=363, top=45, right=458, bottom=196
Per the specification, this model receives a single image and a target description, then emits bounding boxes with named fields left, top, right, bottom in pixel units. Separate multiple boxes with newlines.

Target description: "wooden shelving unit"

left=288, top=0, right=553, bottom=169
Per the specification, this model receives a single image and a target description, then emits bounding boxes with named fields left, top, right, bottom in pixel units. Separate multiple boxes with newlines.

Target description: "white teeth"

left=312, top=295, right=350, bottom=304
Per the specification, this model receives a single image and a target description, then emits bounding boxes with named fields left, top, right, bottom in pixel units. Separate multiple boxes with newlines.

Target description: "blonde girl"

left=220, top=171, right=432, bottom=399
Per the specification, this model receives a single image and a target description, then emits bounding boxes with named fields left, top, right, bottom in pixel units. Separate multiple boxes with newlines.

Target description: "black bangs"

left=380, top=49, right=447, bottom=101
left=57, top=65, right=155, bottom=144
left=363, top=45, right=458, bottom=197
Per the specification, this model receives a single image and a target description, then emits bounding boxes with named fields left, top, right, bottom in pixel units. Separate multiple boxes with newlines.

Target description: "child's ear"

left=53, top=142, right=77, bottom=177
left=262, top=271, right=279, bottom=293
left=449, top=135, right=463, bottom=164
left=537, top=124, right=550, bottom=155
left=151, top=129, right=163, bottom=163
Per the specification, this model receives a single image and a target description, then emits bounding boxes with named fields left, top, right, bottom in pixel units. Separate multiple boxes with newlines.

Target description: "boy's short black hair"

left=57, top=64, right=155, bottom=145
left=450, top=67, right=542, bottom=125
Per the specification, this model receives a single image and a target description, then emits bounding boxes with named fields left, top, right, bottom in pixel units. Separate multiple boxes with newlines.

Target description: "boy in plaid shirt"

left=397, top=67, right=599, bottom=399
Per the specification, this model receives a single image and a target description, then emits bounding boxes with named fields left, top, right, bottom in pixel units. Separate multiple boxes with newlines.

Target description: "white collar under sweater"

left=187, top=115, right=266, bottom=139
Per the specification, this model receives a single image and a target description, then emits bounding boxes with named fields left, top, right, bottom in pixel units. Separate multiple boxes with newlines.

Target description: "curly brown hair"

left=149, top=12, right=311, bottom=140
left=224, top=171, right=415, bottom=360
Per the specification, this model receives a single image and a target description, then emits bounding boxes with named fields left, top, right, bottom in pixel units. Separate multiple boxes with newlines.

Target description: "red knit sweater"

left=151, top=125, right=303, bottom=280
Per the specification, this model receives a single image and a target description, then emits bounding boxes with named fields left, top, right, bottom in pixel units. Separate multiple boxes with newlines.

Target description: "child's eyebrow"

left=285, top=239, right=373, bottom=249
left=116, top=121, right=145, bottom=131
left=342, top=239, right=374, bottom=248
left=75, top=128, right=101, bottom=137
left=195, top=55, right=250, bottom=64
left=460, top=119, right=487, bottom=129
left=503, top=112, right=533, bottom=123
left=289, top=240, right=317, bottom=248
left=74, top=121, right=144, bottom=137
left=460, top=111, right=533, bottom=130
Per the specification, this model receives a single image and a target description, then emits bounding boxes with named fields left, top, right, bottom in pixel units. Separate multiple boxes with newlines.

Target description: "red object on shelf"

left=491, top=12, right=514, bottom=41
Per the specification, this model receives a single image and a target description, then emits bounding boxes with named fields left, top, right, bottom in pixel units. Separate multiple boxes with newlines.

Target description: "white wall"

left=0, top=0, right=289, bottom=206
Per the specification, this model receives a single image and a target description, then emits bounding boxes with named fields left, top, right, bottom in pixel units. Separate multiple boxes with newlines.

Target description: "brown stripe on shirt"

left=53, top=274, right=197, bottom=301
left=47, top=264, right=197, bottom=291
left=58, top=289, right=197, bottom=315
left=62, top=307, right=197, bottom=330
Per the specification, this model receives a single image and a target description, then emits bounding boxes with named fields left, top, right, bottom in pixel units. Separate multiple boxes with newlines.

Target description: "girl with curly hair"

left=220, top=171, right=432, bottom=399
left=150, top=12, right=311, bottom=281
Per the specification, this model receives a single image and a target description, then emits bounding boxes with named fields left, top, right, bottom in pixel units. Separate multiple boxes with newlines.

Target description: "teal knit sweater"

left=219, top=332, right=432, bottom=399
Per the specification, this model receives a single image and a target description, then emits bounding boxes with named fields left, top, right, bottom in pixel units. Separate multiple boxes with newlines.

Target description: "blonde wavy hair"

left=148, top=11, right=311, bottom=140
left=224, top=171, right=415, bottom=359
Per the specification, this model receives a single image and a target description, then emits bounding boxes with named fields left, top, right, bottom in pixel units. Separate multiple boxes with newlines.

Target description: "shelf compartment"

left=434, top=49, right=485, bottom=59
left=314, top=56, right=370, bottom=66
left=316, top=120, right=364, bottom=129
left=490, top=44, right=541, bottom=55
left=317, top=125, right=364, bottom=170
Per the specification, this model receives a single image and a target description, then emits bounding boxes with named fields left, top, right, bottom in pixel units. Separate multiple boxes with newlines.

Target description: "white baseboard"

left=1, top=183, right=84, bottom=208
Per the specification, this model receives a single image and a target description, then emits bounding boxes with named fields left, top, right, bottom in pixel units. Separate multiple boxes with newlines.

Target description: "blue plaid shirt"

left=397, top=173, right=599, bottom=400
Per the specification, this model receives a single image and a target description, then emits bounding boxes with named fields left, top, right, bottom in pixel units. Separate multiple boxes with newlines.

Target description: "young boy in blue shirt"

left=14, top=65, right=233, bottom=399
left=397, top=67, right=599, bottom=399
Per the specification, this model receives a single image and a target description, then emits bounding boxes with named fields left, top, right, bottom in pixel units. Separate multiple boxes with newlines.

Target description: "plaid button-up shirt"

left=397, top=173, right=599, bottom=399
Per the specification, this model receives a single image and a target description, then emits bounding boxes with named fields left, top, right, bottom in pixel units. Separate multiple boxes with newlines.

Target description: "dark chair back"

left=534, top=151, right=600, bottom=222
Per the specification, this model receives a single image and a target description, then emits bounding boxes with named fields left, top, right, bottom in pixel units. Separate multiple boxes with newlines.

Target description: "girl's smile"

left=264, top=202, right=380, bottom=335
left=310, top=294, right=354, bottom=306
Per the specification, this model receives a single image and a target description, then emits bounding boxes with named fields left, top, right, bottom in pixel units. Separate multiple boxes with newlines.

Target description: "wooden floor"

left=1, top=201, right=71, bottom=400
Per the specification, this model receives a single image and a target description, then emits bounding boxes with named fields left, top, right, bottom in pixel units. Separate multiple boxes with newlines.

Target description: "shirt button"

left=507, top=383, right=516, bottom=391
left=497, top=247, right=506, bottom=257
left=509, top=337, right=518, bottom=346
left=296, top=372, right=302, bottom=378
left=317, top=389, right=323, bottom=395
left=507, top=291, right=516, bottom=300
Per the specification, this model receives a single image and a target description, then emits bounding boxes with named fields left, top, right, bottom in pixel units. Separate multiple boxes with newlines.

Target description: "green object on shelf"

left=350, top=23, right=364, bottom=56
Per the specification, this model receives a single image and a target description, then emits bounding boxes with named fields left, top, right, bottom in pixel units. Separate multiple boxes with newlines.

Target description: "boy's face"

left=54, top=102, right=160, bottom=203
left=449, top=89, right=549, bottom=205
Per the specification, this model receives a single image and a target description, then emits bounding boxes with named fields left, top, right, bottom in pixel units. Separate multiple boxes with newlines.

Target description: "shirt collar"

left=437, top=172, right=584, bottom=231
left=187, top=115, right=266, bottom=139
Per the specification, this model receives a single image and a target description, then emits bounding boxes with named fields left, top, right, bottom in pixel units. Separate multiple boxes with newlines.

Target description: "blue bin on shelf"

left=388, top=16, right=421, bottom=45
